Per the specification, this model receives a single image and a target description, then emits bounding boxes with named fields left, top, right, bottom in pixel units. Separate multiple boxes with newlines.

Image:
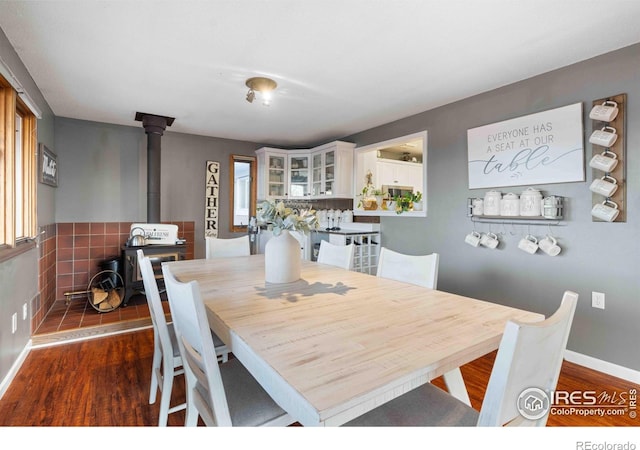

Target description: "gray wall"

left=0, top=26, right=55, bottom=384
left=345, top=43, right=640, bottom=371
left=54, top=117, right=260, bottom=258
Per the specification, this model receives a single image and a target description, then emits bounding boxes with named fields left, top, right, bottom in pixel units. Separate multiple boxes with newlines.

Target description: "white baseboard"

left=564, top=350, right=640, bottom=385
left=0, top=340, right=32, bottom=400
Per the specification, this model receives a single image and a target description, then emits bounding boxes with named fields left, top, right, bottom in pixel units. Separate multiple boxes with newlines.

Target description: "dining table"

left=163, top=254, right=543, bottom=426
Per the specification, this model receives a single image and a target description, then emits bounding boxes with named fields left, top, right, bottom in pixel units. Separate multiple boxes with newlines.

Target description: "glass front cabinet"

left=311, top=141, right=355, bottom=199
left=256, top=141, right=355, bottom=201
left=288, top=154, right=310, bottom=198
left=256, top=148, right=289, bottom=200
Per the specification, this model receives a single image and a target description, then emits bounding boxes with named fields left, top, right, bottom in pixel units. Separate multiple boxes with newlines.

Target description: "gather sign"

left=205, top=160, right=219, bottom=238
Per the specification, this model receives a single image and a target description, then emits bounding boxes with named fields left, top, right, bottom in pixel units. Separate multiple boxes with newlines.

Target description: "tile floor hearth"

left=34, top=293, right=157, bottom=339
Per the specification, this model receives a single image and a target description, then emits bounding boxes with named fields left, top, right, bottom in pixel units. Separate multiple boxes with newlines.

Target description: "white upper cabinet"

left=288, top=153, right=310, bottom=198
left=310, top=141, right=355, bottom=198
left=256, top=147, right=289, bottom=200
left=256, top=142, right=355, bottom=201
left=376, top=159, right=423, bottom=191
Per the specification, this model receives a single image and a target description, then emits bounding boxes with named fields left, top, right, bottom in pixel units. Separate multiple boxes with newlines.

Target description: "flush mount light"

left=245, top=77, right=277, bottom=106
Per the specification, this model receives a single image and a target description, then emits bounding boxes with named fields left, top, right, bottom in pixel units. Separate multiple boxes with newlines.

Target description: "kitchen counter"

left=314, top=228, right=379, bottom=236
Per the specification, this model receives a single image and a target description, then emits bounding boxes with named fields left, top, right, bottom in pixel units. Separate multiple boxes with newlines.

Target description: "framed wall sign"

left=38, top=143, right=58, bottom=187
left=467, top=103, right=584, bottom=189
left=205, top=160, right=220, bottom=237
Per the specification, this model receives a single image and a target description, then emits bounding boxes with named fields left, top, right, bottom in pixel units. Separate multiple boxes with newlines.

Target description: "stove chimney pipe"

left=135, top=112, right=174, bottom=223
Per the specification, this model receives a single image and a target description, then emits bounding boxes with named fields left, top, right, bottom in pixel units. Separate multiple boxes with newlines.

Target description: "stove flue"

left=135, top=112, right=175, bottom=223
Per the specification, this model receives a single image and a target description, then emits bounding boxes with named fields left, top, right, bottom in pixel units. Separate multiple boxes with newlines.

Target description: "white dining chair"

left=205, top=235, right=250, bottom=259
left=161, top=264, right=294, bottom=427
left=344, top=290, right=578, bottom=427
left=137, top=250, right=229, bottom=426
left=317, top=241, right=355, bottom=270
left=376, top=247, right=439, bottom=289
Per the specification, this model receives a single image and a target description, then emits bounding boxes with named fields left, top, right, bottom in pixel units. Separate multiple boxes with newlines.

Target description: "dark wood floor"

left=0, top=327, right=638, bottom=427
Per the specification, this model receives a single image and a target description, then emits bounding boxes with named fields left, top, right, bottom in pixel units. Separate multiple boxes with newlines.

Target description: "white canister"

left=471, top=198, right=484, bottom=216
left=520, top=187, right=542, bottom=217
left=500, top=193, right=520, bottom=217
left=483, top=191, right=502, bottom=216
left=341, top=210, right=353, bottom=223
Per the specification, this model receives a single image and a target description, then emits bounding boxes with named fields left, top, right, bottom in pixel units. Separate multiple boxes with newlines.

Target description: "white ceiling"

left=1, top=0, right=639, bottom=147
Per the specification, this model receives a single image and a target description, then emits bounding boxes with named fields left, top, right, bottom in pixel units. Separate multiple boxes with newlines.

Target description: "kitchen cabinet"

left=310, top=141, right=356, bottom=198
left=288, top=154, right=310, bottom=198
left=256, top=148, right=288, bottom=200
left=376, top=159, right=423, bottom=192
left=257, top=141, right=355, bottom=201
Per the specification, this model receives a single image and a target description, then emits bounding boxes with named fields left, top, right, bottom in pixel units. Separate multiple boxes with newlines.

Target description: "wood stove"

left=122, top=244, right=186, bottom=305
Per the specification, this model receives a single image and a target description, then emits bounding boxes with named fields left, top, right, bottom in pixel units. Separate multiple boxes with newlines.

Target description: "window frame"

left=229, top=154, right=257, bottom=233
left=0, top=75, right=37, bottom=253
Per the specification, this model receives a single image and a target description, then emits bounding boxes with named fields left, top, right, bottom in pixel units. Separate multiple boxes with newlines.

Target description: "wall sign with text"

left=205, top=161, right=220, bottom=238
left=39, top=143, right=58, bottom=187
left=467, top=103, right=584, bottom=189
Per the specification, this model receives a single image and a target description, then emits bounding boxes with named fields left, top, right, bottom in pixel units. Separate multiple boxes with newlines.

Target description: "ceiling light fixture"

left=245, top=77, right=277, bottom=106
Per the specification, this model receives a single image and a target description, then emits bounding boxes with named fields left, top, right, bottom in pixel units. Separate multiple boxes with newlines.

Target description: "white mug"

left=589, top=175, right=618, bottom=197
left=589, top=101, right=619, bottom=122
left=591, top=200, right=619, bottom=222
left=539, top=235, right=561, bottom=256
left=589, top=126, right=618, bottom=148
left=480, top=232, right=499, bottom=249
left=518, top=235, right=538, bottom=254
left=589, top=150, right=618, bottom=172
left=465, top=231, right=481, bottom=247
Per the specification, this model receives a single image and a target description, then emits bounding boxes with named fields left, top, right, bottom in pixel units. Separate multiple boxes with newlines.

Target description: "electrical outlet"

left=592, top=291, right=605, bottom=310
left=22, top=303, right=28, bottom=320
left=11, top=313, right=17, bottom=334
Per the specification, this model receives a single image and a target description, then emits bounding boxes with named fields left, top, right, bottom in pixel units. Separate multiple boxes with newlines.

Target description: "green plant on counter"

left=394, top=192, right=414, bottom=214
left=412, top=191, right=422, bottom=203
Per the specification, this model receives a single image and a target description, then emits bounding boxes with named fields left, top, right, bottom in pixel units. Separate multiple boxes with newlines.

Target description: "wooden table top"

left=165, top=255, right=543, bottom=426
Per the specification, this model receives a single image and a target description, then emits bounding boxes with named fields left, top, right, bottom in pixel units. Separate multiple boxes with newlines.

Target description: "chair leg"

left=184, top=387, right=199, bottom=426
left=149, top=341, right=162, bottom=404
left=157, top=363, right=175, bottom=427
left=443, top=367, right=471, bottom=406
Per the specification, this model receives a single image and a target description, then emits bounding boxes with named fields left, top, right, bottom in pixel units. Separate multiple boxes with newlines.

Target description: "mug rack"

left=467, top=197, right=565, bottom=226
left=590, top=93, right=626, bottom=222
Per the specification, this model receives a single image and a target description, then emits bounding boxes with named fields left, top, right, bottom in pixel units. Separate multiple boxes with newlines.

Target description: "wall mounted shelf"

left=467, top=197, right=565, bottom=226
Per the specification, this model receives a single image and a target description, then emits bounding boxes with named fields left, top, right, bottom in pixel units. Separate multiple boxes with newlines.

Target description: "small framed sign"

left=38, top=143, right=58, bottom=187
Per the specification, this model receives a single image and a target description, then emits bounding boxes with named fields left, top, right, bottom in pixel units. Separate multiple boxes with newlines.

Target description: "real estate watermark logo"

left=517, top=387, right=551, bottom=420
left=517, top=387, right=637, bottom=421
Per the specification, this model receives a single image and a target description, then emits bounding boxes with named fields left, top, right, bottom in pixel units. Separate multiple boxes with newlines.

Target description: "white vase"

left=265, top=230, right=301, bottom=283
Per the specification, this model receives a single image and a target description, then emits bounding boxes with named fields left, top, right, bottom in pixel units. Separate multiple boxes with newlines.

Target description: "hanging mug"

left=518, top=234, right=539, bottom=254
left=480, top=232, right=499, bottom=249
left=589, top=126, right=618, bottom=148
left=589, top=150, right=618, bottom=173
left=589, top=101, right=619, bottom=122
left=591, top=200, right=619, bottom=222
left=589, top=175, right=618, bottom=198
left=539, top=235, right=561, bottom=257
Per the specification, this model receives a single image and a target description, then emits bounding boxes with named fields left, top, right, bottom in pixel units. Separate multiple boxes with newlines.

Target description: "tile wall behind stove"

left=35, top=221, right=194, bottom=332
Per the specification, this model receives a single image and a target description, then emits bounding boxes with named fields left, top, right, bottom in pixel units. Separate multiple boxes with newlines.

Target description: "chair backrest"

left=317, top=241, right=355, bottom=270
left=161, top=264, right=232, bottom=426
left=477, top=290, right=579, bottom=427
left=376, top=247, right=439, bottom=289
left=205, top=235, right=250, bottom=259
left=137, top=250, right=173, bottom=357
